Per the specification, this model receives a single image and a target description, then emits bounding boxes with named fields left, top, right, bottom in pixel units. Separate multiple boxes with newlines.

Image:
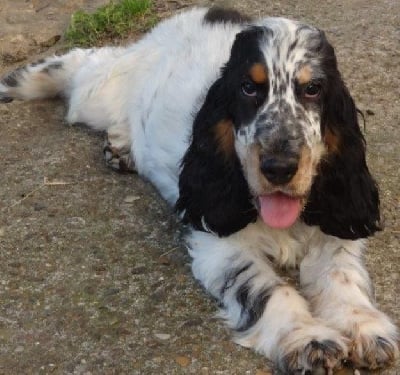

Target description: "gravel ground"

left=0, top=0, right=399, bottom=374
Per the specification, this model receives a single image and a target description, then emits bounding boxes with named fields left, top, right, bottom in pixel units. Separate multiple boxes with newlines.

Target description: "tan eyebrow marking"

left=249, top=63, right=268, bottom=84
left=296, top=65, right=313, bottom=85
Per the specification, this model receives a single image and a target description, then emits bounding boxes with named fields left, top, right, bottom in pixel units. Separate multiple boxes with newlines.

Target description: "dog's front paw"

left=0, top=82, right=14, bottom=103
left=276, top=324, right=348, bottom=374
left=103, top=139, right=136, bottom=173
left=281, top=339, right=346, bottom=374
left=344, top=308, right=399, bottom=369
left=348, top=320, right=399, bottom=370
left=350, top=335, right=398, bottom=370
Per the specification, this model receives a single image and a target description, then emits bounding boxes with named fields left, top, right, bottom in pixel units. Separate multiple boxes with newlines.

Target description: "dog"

left=1, top=6, right=398, bottom=373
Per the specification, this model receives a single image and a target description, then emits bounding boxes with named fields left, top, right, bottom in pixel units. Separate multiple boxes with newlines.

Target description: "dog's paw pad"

left=0, top=95, right=14, bottom=103
left=103, top=141, right=136, bottom=173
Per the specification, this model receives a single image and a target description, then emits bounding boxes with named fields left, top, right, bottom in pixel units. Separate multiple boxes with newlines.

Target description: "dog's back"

left=0, top=7, right=244, bottom=203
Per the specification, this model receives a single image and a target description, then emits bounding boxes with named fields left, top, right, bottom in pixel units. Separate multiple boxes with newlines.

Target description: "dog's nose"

left=260, top=156, right=298, bottom=185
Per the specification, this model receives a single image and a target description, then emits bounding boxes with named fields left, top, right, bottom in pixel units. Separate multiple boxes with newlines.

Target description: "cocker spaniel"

left=1, top=7, right=398, bottom=373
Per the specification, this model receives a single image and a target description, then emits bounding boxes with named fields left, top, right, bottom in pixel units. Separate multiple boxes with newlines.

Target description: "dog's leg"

left=103, top=124, right=136, bottom=173
left=0, top=49, right=136, bottom=173
left=300, top=236, right=399, bottom=370
left=188, top=228, right=348, bottom=373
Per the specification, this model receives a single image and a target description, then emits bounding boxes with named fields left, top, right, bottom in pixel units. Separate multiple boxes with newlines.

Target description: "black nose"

left=260, top=156, right=298, bottom=185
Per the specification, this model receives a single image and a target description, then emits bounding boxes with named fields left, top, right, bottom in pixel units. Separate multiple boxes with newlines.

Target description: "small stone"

left=131, top=266, right=146, bottom=274
left=175, top=356, right=191, bottom=367
left=103, top=288, right=120, bottom=297
left=124, top=195, right=141, bottom=203
left=93, top=265, right=107, bottom=273
left=34, top=202, right=47, bottom=211
left=67, top=217, right=86, bottom=226
left=154, top=333, right=171, bottom=340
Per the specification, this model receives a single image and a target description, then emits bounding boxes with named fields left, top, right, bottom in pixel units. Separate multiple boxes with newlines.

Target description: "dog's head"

left=177, top=18, right=380, bottom=239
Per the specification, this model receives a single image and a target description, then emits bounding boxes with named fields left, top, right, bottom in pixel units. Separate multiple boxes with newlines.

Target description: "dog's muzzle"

left=260, top=155, right=299, bottom=185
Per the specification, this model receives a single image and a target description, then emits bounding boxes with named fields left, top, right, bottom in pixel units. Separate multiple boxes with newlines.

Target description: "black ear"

left=175, top=76, right=257, bottom=237
left=302, top=55, right=381, bottom=239
left=176, top=26, right=268, bottom=236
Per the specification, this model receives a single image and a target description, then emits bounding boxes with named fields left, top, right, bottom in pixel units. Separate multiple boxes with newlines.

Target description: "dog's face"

left=220, top=22, right=331, bottom=229
left=178, top=19, right=380, bottom=239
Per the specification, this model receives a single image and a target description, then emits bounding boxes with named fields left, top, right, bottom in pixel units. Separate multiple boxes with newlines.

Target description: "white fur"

left=68, top=8, right=243, bottom=204
left=187, top=220, right=399, bottom=369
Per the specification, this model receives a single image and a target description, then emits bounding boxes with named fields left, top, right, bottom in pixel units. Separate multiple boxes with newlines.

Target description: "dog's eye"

left=241, top=81, right=257, bottom=97
left=304, top=82, right=321, bottom=98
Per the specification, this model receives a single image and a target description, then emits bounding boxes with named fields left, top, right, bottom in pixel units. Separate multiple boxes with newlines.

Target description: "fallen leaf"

left=255, top=370, right=272, bottom=375
left=175, top=356, right=191, bottom=367
left=123, top=195, right=141, bottom=203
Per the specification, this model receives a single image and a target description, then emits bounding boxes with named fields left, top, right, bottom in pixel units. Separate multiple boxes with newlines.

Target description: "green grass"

left=65, top=0, right=157, bottom=47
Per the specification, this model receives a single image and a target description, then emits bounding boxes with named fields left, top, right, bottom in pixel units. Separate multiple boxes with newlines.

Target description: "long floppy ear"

left=302, top=51, right=381, bottom=239
left=175, top=76, right=257, bottom=237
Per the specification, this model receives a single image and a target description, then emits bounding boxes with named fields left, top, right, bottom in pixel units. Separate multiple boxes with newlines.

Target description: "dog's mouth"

left=257, top=192, right=303, bottom=229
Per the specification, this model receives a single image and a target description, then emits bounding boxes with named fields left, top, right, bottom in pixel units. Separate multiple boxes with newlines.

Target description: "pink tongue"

left=259, top=193, right=301, bottom=229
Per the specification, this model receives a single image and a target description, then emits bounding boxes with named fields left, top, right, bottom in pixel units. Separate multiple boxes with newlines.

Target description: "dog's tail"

left=0, top=48, right=96, bottom=103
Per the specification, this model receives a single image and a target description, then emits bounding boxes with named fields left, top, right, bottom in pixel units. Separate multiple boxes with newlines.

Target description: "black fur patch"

left=48, top=62, right=63, bottom=70
left=176, top=27, right=270, bottom=236
left=42, top=62, right=63, bottom=74
left=235, top=281, right=276, bottom=332
left=220, top=263, right=252, bottom=298
left=204, top=7, right=251, bottom=25
left=2, top=72, right=19, bottom=87
left=30, top=58, right=46, bottom=67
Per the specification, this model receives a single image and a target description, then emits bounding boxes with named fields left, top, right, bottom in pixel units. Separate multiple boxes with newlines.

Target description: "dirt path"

left=0, top=1, right=399, bottom=374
